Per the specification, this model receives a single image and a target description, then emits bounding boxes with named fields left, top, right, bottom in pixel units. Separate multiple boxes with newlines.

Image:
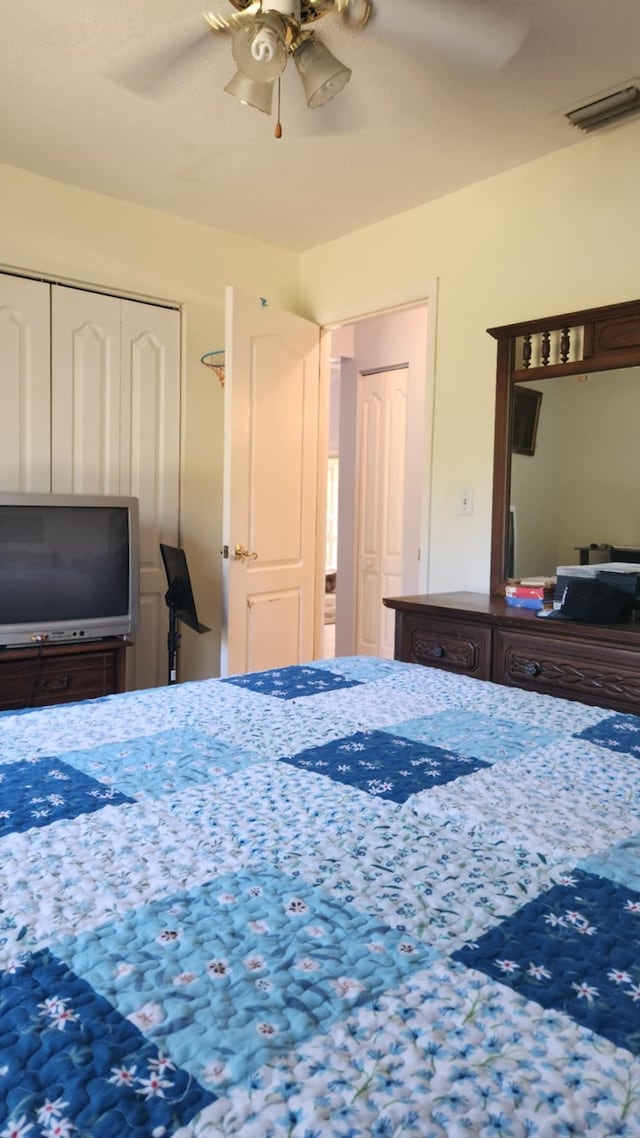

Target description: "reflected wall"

left=510, top=368, right=640, bottom=578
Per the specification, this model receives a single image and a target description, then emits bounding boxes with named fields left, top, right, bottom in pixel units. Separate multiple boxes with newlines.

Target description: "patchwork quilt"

left=1, top=655, right=640, bottom=1138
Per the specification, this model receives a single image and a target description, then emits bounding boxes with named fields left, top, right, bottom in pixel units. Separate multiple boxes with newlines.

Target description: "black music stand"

left=160, top=544, right=210, bottom=685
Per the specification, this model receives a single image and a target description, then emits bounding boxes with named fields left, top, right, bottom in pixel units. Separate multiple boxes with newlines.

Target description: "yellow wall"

left=299, top=119, right=640, bottom=594
left=0, top=162, right=300, bottom=679
left=3, top=117, right=640, bottom=680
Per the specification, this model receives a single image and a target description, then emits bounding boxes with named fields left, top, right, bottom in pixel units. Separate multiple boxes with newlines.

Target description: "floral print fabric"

left=0, top=657, right=639, bottom=1137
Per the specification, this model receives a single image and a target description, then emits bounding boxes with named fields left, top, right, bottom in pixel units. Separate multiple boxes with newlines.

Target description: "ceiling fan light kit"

left=231, top=10, right=289, bottom=81
left=293, top=35, right=352, bottom=108
left=224, top=68, right=275, bottom=112
left=205, top=0, right=364, bottom=133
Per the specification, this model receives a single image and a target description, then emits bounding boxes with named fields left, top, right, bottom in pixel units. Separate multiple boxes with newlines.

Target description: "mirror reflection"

left=508, top=367, right=640, bottom=579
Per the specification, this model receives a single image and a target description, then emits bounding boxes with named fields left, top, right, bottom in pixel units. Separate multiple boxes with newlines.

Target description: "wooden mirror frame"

left=487, top=297, right=640, bottom=595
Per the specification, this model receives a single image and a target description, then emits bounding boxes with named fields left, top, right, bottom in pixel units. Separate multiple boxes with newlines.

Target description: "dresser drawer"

left=0, top=642, right=124, bottom=710
left=399, top=613, right=492, bottom=678
left=493, top=628, right=640, bottom=713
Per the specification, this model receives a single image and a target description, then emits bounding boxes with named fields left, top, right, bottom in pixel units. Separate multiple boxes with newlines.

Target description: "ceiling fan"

left=113, top=0, right=530, bottom=138
left=205, top=0, right=368, bottom=132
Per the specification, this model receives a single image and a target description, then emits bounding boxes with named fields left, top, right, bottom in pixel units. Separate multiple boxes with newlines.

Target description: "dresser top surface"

left=383, top=591, right=640, bottom=644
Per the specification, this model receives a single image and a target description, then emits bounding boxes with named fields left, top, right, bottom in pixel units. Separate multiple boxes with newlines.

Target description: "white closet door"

left=120, top=299, right=181, bottom=693
left=52, top=286, right=181, bottom=692
left=51, top=285, right=122, bottom=495
left=0, top=273, right=51, bottom=491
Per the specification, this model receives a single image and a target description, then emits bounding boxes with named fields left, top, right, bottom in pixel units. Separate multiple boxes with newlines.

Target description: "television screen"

left=0, top=494, right=139, bottom=646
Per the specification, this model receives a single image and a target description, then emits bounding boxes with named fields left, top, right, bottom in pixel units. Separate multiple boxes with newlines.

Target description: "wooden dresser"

left=383, top=592, right=640, bottom=715
left=0, top=638, right=129, bottom=712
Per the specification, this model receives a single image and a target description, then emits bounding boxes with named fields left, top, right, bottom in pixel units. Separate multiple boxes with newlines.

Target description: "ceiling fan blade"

left=369, top=0, right=530, bottom=71
left=107, top=16, right=216, bottom=99
left=204, top=3, right=262, bottom=34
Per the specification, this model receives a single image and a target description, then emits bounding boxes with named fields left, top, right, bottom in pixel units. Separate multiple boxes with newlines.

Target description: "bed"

left=1, top=654, right=639, bottom=1137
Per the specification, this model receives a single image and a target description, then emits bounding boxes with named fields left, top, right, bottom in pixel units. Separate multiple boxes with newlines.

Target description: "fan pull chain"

left=275, top=77, right=283, bottom=139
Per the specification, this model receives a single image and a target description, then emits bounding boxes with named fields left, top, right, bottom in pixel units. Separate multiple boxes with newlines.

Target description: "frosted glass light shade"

left=293, top=36, right=351, bottom=108
left=231, top=13, right=288, bottom=83
left=224, top=70, right=275, bottom=115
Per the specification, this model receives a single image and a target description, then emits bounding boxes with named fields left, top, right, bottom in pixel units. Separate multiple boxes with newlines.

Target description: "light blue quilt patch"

left=57, top=728, right=264, bottom=799
left=307, top=656, right=413, bottom=683
left=50, top=867, right=437, bottom=1095
left=580, top=833, right=640, bottom=892
left=0, top=757, right=134, bottom=837
left=387, top=708, right=559, bottom=764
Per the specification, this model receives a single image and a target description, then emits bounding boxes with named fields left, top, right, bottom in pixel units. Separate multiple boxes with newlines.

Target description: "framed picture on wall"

left=511, top=386, right=542, bottom=456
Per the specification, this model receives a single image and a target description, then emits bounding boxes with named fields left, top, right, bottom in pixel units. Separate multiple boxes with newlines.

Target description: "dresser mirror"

left=488, top=299, right=640, bottom=594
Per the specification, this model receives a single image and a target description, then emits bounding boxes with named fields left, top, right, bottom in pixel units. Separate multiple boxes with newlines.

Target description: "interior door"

left=0, top=273, right=51, bottom=492
left=355, top=366, right=408, bottom=658
left=222, top=286, right=321, bottom=677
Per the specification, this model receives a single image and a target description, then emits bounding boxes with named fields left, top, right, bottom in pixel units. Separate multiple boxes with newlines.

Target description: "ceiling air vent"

left=566, top=84, right=640, bottom=132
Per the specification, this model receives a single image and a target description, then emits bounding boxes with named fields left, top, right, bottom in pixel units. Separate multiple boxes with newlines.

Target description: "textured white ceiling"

left=2, top=0, right=640, bottom=251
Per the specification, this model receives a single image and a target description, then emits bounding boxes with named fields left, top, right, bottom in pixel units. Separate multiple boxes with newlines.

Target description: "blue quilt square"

left=51, top=868, right=436, bottom=1097
left=577, top=713, right=640, bottom=758
left=0, top=758, right=134, bottom=837
left=453, top=869, right=640, bottom=1055
left=0, top=949, right=215, bottom=1137
left=223, top=664, right=362, bottom=700
left=281, top=729, right=490, bottom=802
left=59, top=727, right=264, bottom=799
left=389, top=708, right=558, bottom=764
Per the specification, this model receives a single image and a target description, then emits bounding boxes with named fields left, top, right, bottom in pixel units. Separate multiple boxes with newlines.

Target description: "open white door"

left=221, top=286, right=321, bottom=677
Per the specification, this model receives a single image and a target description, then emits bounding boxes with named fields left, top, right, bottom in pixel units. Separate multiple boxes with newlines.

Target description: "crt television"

left=0, top=492, right=140, bottom=647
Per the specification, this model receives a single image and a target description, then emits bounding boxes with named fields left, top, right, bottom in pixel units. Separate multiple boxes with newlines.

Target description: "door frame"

left=315, top=280, right=439, bottom=659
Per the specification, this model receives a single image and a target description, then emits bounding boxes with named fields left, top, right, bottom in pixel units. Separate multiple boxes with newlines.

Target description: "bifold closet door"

left=51, top=287, right=122, bottom=495
left=51, top=286, right=181, bottom=691
left=120, top=298, right=181, bottom=695
left=0, top=273, right=51, bottom=492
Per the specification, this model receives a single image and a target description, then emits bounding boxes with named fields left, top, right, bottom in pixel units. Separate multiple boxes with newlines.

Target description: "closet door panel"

left=51, top=286, right=122, bottom=495
left=0, top=273, right=51, bottom=491
left=121, top=299, right=181, bottom=692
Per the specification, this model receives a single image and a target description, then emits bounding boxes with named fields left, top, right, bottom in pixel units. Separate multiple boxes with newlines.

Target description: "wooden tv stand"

left=0, top=637, right=129, bottom=712
left=383, top=592, right=640, bottom=715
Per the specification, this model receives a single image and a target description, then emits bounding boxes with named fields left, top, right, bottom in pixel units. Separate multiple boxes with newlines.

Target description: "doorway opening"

left=323, top=302, right=431, bottom=661
left=322, top=453, right=339, bottom=659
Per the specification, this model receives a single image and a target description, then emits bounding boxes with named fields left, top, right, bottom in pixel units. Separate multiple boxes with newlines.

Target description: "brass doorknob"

left=233, top=544, right=258, bottom=561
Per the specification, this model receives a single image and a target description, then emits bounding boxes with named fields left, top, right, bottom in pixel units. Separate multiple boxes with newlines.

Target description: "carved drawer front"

left=406, top=616, right=491, bottom=678
left=493, top=629, right=640, bottom=713
left=0, top=648, right=117, bottom=710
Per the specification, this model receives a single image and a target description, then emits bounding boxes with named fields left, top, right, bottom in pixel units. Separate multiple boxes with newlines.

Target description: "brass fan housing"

left=226, top=0, right=371, bottom=25
left=227, top=0, right=330, bottom=21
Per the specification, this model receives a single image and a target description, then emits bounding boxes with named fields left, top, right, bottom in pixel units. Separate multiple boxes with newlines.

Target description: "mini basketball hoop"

left=201, top=350, right=225, bottom=387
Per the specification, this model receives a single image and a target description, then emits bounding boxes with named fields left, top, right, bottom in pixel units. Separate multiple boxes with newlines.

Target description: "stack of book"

left=505, top=577, right=556, bottom=611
